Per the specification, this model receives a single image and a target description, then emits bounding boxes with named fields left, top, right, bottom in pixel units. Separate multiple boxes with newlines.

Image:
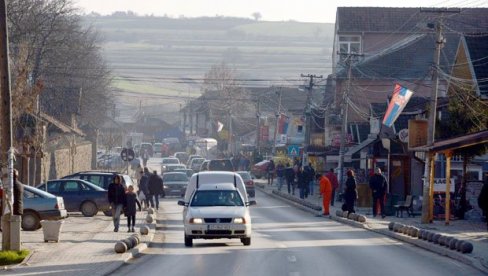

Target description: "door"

left=60, top=180, right=83, bottom=211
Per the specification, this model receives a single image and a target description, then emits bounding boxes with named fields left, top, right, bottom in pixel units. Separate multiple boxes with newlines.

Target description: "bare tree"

left=7, top=0, right=111, bottom=128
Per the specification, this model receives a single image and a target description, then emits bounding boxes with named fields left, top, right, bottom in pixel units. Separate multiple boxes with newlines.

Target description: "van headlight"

left=233, top=217, right=245, bottom=224
left=190, top=218, right=203, bottom=224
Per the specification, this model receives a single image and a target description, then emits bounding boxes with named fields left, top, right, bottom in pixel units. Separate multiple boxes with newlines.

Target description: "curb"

left=1, top=250, right=35, bottom=271
left=256, top=185, right=488, bottom=274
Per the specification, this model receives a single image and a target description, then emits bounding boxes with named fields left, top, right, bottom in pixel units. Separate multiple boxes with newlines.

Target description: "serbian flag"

left=382, top=84, right=414, bottom=127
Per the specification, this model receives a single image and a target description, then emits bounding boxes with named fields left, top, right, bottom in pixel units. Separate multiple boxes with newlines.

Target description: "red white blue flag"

left=382, top=84, right=414, bottom=127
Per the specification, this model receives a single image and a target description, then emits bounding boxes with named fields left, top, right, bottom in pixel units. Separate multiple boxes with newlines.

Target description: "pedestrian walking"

left=108, top=175, right=126, bottom=232
left=304, top=163, right=315, bottom=196
left=325, top=168, right=339, bottom=206
left=125, top=185, right=141, bottom=232
left=478, top=181, right=488, bottom=230
left=139, top=168, right=151, bottom=209
left=297, top=166, right=308, bottom=199
left=13, top=169, right=24, bottom=216
left=148, top=170, right=164, bottom=210
left=369, top=167, right=387, bottom=218
left=141, top=149, right=149, bottom=167
left=319, top=173, right=332, bottom=216
left=267, top=159, right=275, bottom=185
left=344, top=170, right=357, bottom=214
left=276, top=162, right=285, bottom=191
left=284, top=163, right=294, bottom=194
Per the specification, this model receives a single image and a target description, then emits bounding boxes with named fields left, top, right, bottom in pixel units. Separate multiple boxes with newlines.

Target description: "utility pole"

left=0, top=0, right=20, bottom=251
left=420, top=7, right=460, bottom=224
left=256, top=98, right=261, bottom=155
left=300, top=74, right=322, bottom=166
left=336, top=52, right=362, bottom=191
left=272, top=88, right=282, bottom=155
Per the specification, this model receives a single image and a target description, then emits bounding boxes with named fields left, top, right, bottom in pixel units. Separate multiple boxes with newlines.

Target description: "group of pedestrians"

left=107, top=167, right=165, bottom=232
left=107, top=175, right=141, bottom=232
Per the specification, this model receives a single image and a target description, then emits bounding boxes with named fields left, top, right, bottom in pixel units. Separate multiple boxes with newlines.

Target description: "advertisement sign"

left=433, top=178, right=455, bottom=192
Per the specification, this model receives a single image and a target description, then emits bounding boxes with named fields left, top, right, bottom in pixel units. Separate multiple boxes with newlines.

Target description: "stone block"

left=449, top=238, right=459, bottom=250
left=432, top=233, right=441, bottom=244
left=146, top=214, right=154, bottom=224
left=140, top=225, right=150, bottom=235
left=388, top=222, right=395, bottom=231
left=460, top=242, right=474, bottom=254
left=114, top=241, right=127, bottom=253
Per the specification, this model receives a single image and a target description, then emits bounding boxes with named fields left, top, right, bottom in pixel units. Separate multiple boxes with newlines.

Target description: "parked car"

left=22, top=185, right=68, bottom=231
left=37, top=179, right=111, bottom=217
left=237, top=171, right=255, bottom=197
left=162, top=172, right=189, bottom=197
left=173, top=152, right=190, bottom=164
left=189, top=157, right=205, bottom=172
left=251, top=160, right=270, bottom=179
left=61, top=171, right=134, bottom=190
left=208, top=159, right=234, bottom=172
left=173, top=168, right=194, bottom=178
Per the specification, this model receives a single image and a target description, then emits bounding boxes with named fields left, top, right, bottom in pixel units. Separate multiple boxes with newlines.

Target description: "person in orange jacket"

left=319, top=173, right=332, bottom=216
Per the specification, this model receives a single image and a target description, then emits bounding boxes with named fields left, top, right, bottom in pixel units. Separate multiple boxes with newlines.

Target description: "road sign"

left=287, top=145, right=300, bottom=157
left=121, top=148, right=135, bottom=162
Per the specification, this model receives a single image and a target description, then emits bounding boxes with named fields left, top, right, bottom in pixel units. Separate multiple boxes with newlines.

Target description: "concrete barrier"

left=146, top=214, right=155, bottom=224
left=140, top=225, right=150, bottom=235
left=460, top=241, right=474, bottom=254
left=388, top=222, right=395, bottom=231
left=147, top=208, right=154, bottom=215
left=432, top=233, right=441, bottom=244
left=449, top=238, right=459, bottom=250
left=336, top=210, right=343, bottom=217
left=357, top=215, right=367, bottom=223
left=438, top=235, right=447, bottom=246
left=114, top=241, right=128, bottom=253
left=445, top=236, right=454, bottom=248
left=411, top=227, right=419, bottom=238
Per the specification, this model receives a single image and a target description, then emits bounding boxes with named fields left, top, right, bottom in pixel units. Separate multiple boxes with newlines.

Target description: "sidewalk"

left=256, top=180, right=488, bottom=273
left=1, top=209, right=156, bottom=276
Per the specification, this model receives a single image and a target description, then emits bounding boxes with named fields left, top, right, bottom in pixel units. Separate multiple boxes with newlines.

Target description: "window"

left=63, top=181, right=80, bottom=192
left=87, top=175, right=103, bottom=188
left=297, top=125, right=303, bottom=134
left=24, top=190, right=40, bottom=199
left=47, top=181, right=61, bottom=193
left=338, top=35, right=361, bottom=54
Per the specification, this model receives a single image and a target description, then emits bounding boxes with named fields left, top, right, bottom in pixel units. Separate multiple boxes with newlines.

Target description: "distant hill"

left=82, top=15, right=335, bottom=123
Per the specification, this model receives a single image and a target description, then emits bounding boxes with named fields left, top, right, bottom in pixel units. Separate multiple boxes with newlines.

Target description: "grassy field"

left=85, top=15, right=334, bottom=122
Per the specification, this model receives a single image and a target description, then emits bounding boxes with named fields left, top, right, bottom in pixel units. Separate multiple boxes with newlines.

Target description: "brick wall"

left=40, top=141, right=93, bottom=182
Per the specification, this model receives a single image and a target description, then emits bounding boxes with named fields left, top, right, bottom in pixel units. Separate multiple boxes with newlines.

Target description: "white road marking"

left=287, top=255, right=297, bottom=262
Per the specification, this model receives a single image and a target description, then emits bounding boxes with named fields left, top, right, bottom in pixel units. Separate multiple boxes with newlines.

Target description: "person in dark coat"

left=297, top=166, right=308, bottom=199
left=344, top=170, right=357, bottom=213
left=285, top=163, right=295, bottom=194
left=139, top=168, right=151, bottom=209
left=267, top=160, right=275, bottom=185
left=108, top=175, right=126, bottom=232
left=148, top=170, right=164, bottom=210
left=13, top=169, right=24, bottom=216
left=478, top=181, right=488, bottom=230
left=369, top=167, right=387, bottom=218
left=125, top=185, right=141, bottom=232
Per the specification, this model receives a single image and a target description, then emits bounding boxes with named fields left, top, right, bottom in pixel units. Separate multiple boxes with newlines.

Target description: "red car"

left=237, top=171, right=255, bottom=198
left=251, top=160, right=270, bottom=179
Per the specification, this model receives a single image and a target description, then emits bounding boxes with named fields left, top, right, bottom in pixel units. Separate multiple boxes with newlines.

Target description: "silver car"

left=163, top=172, right=189, bottom=197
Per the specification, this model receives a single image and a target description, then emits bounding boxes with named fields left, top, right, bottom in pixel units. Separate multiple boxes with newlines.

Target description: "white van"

left=178, top=171, right=256, bottom=247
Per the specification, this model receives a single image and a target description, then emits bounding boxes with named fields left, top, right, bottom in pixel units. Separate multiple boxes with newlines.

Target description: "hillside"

left=83, top=15, right=335, bottom=123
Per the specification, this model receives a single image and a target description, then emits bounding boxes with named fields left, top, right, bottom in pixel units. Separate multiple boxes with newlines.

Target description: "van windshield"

left=190, top=190, right=243, bottom=207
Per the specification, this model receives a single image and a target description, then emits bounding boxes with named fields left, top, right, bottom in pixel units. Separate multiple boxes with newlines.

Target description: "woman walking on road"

left=344, top=170, right=357, bottom=214
left=108, top=175, right=126, bottom=232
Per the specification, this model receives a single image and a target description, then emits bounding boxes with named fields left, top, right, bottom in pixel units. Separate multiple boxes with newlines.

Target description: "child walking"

left=125, top=185, right=141, bottom=232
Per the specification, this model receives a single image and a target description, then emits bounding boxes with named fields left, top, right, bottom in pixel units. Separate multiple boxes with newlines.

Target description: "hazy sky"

left=75, top=0, right=488, bottom=23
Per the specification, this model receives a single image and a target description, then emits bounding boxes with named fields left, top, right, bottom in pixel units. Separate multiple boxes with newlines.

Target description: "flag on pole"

left=217, top=121, right=224, bottom=132
left=382, top=84, right=414, bottom=127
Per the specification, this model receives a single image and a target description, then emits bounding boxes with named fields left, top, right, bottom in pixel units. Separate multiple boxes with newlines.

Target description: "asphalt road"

left=113, top=190, right=484, bottom=276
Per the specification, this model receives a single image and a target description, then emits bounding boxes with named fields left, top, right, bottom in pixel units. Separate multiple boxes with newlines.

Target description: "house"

left=317, top=7, right=488, bottom=201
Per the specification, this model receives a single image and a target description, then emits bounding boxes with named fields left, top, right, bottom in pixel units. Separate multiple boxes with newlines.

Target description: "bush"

left=0, top=250, right=30, bottom=266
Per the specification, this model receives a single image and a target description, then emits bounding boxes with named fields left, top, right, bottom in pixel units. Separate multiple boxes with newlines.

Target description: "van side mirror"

left=177, top=200, right=186, bottom=206
left=247, top=200, right=257, bottom=206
